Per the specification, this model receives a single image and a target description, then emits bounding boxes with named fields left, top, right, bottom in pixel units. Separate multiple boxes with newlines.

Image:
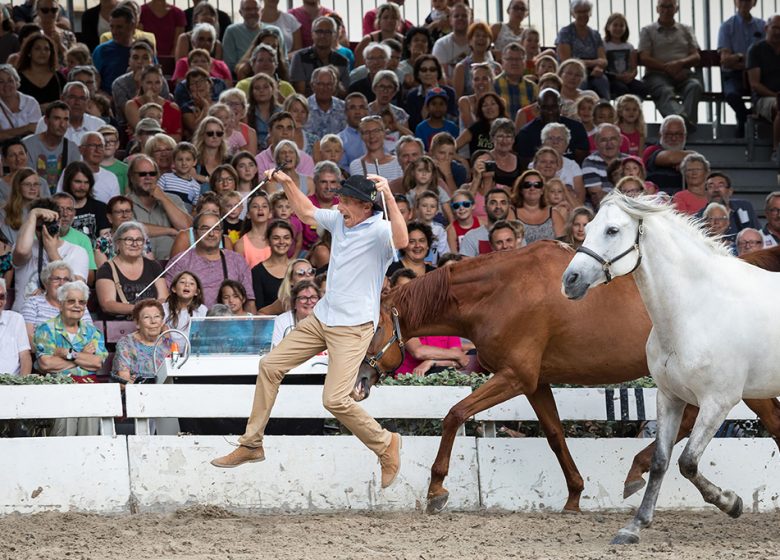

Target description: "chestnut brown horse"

left=355, top=241, right=780, bottom=513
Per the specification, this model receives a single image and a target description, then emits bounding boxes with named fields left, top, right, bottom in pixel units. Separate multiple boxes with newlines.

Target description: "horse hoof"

left=610, top=530, right=640, bottom=545
left=623, top=478, right=646, bottom=499
left=426, top=492, right=449, bottom=515
left=724, top=491, right=743, bottom=519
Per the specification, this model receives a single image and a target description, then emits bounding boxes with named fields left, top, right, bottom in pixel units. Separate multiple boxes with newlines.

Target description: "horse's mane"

left=604, top=192, right=734, bottom=258
left=389, top=265, right=455, bottom=331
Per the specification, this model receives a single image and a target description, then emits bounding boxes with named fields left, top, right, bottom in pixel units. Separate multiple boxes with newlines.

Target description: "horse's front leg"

left=623, top=403, right=700, bottom=498
left=526, top=384, right=583, bottom=512
left=612, top=389, right=686, bottom=544
left=427, top=370, right=522, bottom=514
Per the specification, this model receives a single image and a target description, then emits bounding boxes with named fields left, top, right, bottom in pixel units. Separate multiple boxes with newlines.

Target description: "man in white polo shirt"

left=34, top=82, right=104, bottom=145
left=0, top=279, right=32, bottom=376
left=212, top=172, right=408, bottom=489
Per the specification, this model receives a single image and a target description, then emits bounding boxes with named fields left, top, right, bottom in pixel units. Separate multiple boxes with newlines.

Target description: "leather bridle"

left=363, top=306, right=405, bottom=380
left=575, top=218, right=644, bottom=284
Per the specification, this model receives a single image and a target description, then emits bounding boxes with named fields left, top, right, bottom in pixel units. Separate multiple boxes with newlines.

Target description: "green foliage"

left=0, top=374, right=72, bottom=437
left=380, top=368, right=489, bottom=390
left=0, top=374, right=75, bottom=386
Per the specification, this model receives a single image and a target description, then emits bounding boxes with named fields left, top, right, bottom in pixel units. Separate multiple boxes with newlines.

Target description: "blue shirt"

left=337, top=126, right=365, bottom=169
left=93, top=41, right=131, bottom=94
left=718, top=13, right=766, bottom=75
left=306, top=95, right=347, bottom=140
left=313, top=209, right=393, bottom=329
left=415, top=119, right=459, bottom=151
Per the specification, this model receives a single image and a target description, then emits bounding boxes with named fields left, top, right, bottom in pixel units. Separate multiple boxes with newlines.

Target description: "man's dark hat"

left=335, top=174, right=378, bottom=203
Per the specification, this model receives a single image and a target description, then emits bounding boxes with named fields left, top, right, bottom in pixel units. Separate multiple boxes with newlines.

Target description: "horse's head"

left=562, top=197, right=644, bottom=300
left=351, top=306, right=405, bottom=402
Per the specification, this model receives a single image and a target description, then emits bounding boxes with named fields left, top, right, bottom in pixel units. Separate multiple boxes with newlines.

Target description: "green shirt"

left=62, top=228, right=97, bottom=270
left=102, top=160, right=129, bottom=195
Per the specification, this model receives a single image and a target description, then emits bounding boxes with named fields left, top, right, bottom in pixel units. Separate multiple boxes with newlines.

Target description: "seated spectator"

left=413, top=191, right=450, bottom=260
left=515, top=71, right=561, bottom=130
left=557, top=59, right=589, bottom=118
left=21, top=260, right=93, bottom=343
left=672, top=153, right=710, bottom=215
left=581, top=123, right=626, bottom=207
left=112, top=299, right=172, bottom=386
left=489, top=219, right=521, bottom=251
left=59, top=161, right=110, bottom=244
left=574, top=92, right=597, bottom=134
left=350, top=42, right=391, bottom=102
left=556, top=1, right=609, bottom=100
left=56, top=133, right=121, bottom=205
left=696, top=171, right=760, bottom=242
left=265, top=140, right=314, bottom=197
left=16, top=33, right=65, bottom=109
left=515, top=88, right=589, bottom=169
left=220, top=88, right=258, bottom=156
left=415, top=87, right=459, bottom=150
left=208, top=102, right=246, bottom=157
left=401, top=155, right=452, bottom=223
left=619, top=154, right=658, bottom=194
left=220, top=190, right=246, bottom=244
left=0, top=10, right=20, bottom=64
left=512, top=170, right=565, bottom=243
left=158, top=142, right=200, bottom=211
left=207, top=163, right=239, bottom=198
left=289, top=16, right=349, bottom=97
left=538, top=122, right=585, bottom=203
left=51, top=192, right=97, bottom=281
left=165, top=211, right=255, bottom=309
left=93, top=5, right=139, bottom=96
left=452, top=22, right=500, bottom=100
left=163, top=270, right=207, bottom=333
left=355, top=3, right=405, bottom=68
left=544, top=177, right=576, bottom=221
left=313, top=134, right=346, bottom=173
left=179, top=1, right=228, bottom=56
left=179, top=67, right=226, bottom=138
left=456, top=91, right=506, bottom=157
left=235, top=42, right=294, bottom=100
left=95, top=195, right=152, bottom=267
left=386, top=220, right=436, bottom=277
left=192, top=116, right=228, bottom=187
left=110, top=40, right=170, bottom=132
left=95, top=221, right=167, bottom=318
left=446, top=189, right=482, bottom=252
left=615, top=175, right=646, bottom=197
left=271, top=279, right=321, bottom=347
left=487, top=118, right=523, bottom=189
left=138, top=0, right=185, bottom=56
left=615, top=94, right=647, bottom=156
left=405, top=54, right=458, bottom=132
left=368, top=71, right=411, bottom=144
left=0, top=140, right=49, bottom=204
left=349, top=115, right=403, bottom=180
left=258, top=258, right=315, bottom=315
left=256, top=111, right=316, bottom=177
left=560, top=206, right=594, bottom=248
left=218, top=279, right=253, bottom=316
left=638, top=0, right=702, bottom=129
left=703, top=202, right=735, bottom=252
left=0, top=64, right=40, bottom=142
left=736, top=228, right=765, bottom=256
left=172, top=24, right=228, bottom=82
left=493, top=42, right=539, bottom=122
left=746, top=15, right=780, bottom=159
left=283, top=94, right=319, bottom=157
left=0, top=278, right=32, bottom=375
left=0, top=167, right=44, bottom=244
left=246, top=72, right=281, bottom=153
left=458, top=63, right=498, bottom=130
left=235, top=192, right=272, bottom=268
left=125, top=66, right=183, bottom=143
left=32, top=80, right=104, bottom=146
left=603, top=12, right=647, bottom=100
left=336, top=93, right=368, bottom=169
left=588, top=101, right=631, bottom=154
left=491, top=0, right=527, bottom=61
left=251, top=219, right=294, bottom=309
left=459, top=150, right=497, bottom=220
left=231, top=150, right=260, bottom=200
left=23, top=101, right=81, bottom=196
left=34, top=280, right=107, bottom=435
left=431, top=3, right=472, bottom=79
left=169, top=192, right=233, bottom=258
left=642, top=114, right=696, bottom=194
left=12, top=198, right=89, bottom=312
left=763, top=192, right=780, bottom=247
left=308, top=233, right=331, bottom=270
left=222, top=0, right=286, bottom=76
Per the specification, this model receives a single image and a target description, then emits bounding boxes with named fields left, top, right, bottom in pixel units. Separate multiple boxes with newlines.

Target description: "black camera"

left=37, top=220, right=60, bottom=236
left=483, top=160, right=497, bottom=173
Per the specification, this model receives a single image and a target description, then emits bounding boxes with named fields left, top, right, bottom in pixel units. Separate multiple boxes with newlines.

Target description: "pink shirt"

left=171, top=58, right=232, bottom=83
left=672, top=189, right=708, bottom=215
left=395, top=336, right=462, bottom=375
left=255, top=146, right=315, bottom=177
left=139, top=3, right=186, bottom=56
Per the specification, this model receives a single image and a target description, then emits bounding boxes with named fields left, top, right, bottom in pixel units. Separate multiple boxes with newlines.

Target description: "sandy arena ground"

left=1, top=508, right=779, bottom=560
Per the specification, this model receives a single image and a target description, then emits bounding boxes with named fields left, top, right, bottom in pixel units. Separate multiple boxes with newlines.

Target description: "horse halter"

left=575, top=219, right=644, bottom=284
left=363, top=307, right=405, bottom=380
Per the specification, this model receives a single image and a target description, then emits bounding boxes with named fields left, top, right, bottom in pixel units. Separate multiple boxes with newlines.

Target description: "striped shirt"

left=159, top=172, right=201, bottom=206
left=22, top=295, right=94, bottom=331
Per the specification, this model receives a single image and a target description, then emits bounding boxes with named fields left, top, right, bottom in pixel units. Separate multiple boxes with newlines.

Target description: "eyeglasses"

left=451, top=201, right=473, bottom=210
left=767, top=208, right=780, bottom=215
left=39, top=7, right=59, bottom=14
left=738, top=240, right=763, bottom=248
left=153, top=148, right=173, bottom=155
left=49, top=275, right=72, bottom=283
left=361, top=128, right=383, bottom=137
left=196, top=225, right=221, bottom=234
left=313, top=29, right=334, bottom=36
left=120, top=237, right=145, bottom=245
left=135, top=171, right=158, bottom=177
left=706, top=217, right=728, bottom=223
left=206, top=130, right=224, bottom=137
left=296, top=295, right=319, bottom=303
left=294, top=268, right=316, bottom=277
left=419, top=66, right=438, bottom=73
left=104, top=139, right=118, bottom=146
left=65, top=298, right=87, bottom=306
left=215, top=176, right=236, bottom=184
left=112, top=208, right=133, bottom=215
left=374, top=84, right=395, bottom=92
left=57, top=206, right=75, bottom=214
left=521, top=181, right=544, bottom=189
left=82, top=143, right=104, bottom=149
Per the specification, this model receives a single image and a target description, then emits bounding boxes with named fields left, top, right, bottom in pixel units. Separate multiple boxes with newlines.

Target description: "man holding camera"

left=11, top=199, right=89, bottom=313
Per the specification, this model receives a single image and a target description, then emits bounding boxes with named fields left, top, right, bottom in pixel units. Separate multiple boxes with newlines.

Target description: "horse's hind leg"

left=678, top=399, right=743, bottom=518
left=612, top=390, right=686, bottom=545
left=427, top=371, right=522, bottom=514
left=526, top=384, right=584, bottom=512
left=623, top=403, right=700, bottom=498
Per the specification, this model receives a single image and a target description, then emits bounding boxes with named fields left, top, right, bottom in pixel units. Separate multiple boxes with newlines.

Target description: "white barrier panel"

left=0, top=436, right=130, bottom=515
left=127, top=435, right=479, bottom=513
left=478, top=438, right=780, bottom=512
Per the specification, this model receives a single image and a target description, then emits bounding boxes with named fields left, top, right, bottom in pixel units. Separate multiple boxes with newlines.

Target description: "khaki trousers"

left=238, top=314, right=392, bottom=455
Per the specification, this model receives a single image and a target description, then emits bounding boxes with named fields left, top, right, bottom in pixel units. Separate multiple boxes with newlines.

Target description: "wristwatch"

left=65, top=350, right=76, bottom=361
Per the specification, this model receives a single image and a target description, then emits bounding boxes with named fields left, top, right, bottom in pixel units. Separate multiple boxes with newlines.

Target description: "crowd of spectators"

left=0, top=0, right=778, bottom=397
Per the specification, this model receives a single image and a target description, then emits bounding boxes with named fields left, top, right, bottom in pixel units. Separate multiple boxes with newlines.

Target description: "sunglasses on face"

left=39, top=7, right=59, bottom=14
left=451, top=201, right=473, bottom=210
left=136, top=171, right=157, bottom=177
left=294, top=268, right=316, bottom=277
left=521, top=181, right=544, bottom=189
left=206, top=130, right=225, bottom=137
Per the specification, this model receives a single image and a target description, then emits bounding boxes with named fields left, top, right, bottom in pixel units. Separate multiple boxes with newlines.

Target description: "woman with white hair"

left=555, top=0, right=609, bottom=100
left=368, top=69, right=412, bottom=150
left=21, top=260, right=93, bottom=344
left=265, top=140, right=314, bottom=195
left=175, top=18, right=224, bottom=63
left=95, top=221, right=168, bottom=318
left=540, top=122, right=585, bottom=203
left=0, top=64, right=41, bottom=141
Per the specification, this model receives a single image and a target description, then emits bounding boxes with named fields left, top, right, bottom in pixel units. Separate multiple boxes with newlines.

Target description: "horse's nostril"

left=566, top=272, right=579, bottom=286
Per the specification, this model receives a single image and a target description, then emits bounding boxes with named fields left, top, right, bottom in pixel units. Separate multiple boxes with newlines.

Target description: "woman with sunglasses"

left=511, top=170, right=565, bottom=244
left=271, top=280, right=321, bottom=347
left=405, top=54, right=458, bottom=132
left=192, top=116, right=228, bottom=186
left=257, top=257, right=316, bottom=315
left=446, top=189, right=482, bottom=252
left=250, top=219, right=296, bottom=310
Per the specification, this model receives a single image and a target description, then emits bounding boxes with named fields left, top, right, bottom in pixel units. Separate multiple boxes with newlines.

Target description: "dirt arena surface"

left=1, top=507, right=779, bottom=560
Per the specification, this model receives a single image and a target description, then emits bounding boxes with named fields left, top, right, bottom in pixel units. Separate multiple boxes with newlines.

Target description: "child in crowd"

left=164, top=271, right=208, bottom=339
left=603, top=12, right=647, bottom=99
left=620, top=155, right=658, bottom=195
left=415, top=190, right=451, bottom=263
left=425, top=0, right=451, bottom=40
left=415, top=88, right=459, bottom=151
left=139, top=102, right=163, bottom=125
left=402, top=155, right=454, bottom=225
left=429, top=132, right=468, bottom=196
left=544, top=177, right=574, bottom=222
left=574, top=93, right=598, bottom=134
left=314, top=134, right=347, bottom=177
left=616, top=94, right=646, bottom=156
left=218, top=280, right=252, bottom=316
left=589, top=100, right=631, bottom=153
left=533, top=55, right=559, bottom=82
left=98, top=125, right=128, bottom=195
left=446, top=189, right=482, bottom=252
left=158, top=142, right=201, bottom=209
left=219, top=190, right=245, bottom=245
left=269, top=190, right=303, bottom=257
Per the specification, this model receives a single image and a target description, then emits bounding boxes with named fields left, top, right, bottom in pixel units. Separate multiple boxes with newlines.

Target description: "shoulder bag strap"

left=219, top=249, right=228, bottom=280
left=108, top=260, right=130, bottom=304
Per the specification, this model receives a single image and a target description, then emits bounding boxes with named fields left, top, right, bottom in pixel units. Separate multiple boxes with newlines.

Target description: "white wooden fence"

left=3, top=383, right=780, bottom=515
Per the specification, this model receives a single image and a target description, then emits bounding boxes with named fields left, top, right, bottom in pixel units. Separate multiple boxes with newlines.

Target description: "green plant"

left=0, top=374, right=74, bottom=437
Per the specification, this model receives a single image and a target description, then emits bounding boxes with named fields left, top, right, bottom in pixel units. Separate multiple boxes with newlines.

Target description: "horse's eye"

left=606, top=226, right=619, bottom=236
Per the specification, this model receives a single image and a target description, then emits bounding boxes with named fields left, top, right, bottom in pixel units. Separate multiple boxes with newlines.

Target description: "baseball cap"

left=424, top=86, right=448, bottom=106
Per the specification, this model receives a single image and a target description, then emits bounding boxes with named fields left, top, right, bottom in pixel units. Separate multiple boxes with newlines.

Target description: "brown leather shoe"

left=379, top=433, right=401, bottom=488
left=210, top=445, right=265, bottom=468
